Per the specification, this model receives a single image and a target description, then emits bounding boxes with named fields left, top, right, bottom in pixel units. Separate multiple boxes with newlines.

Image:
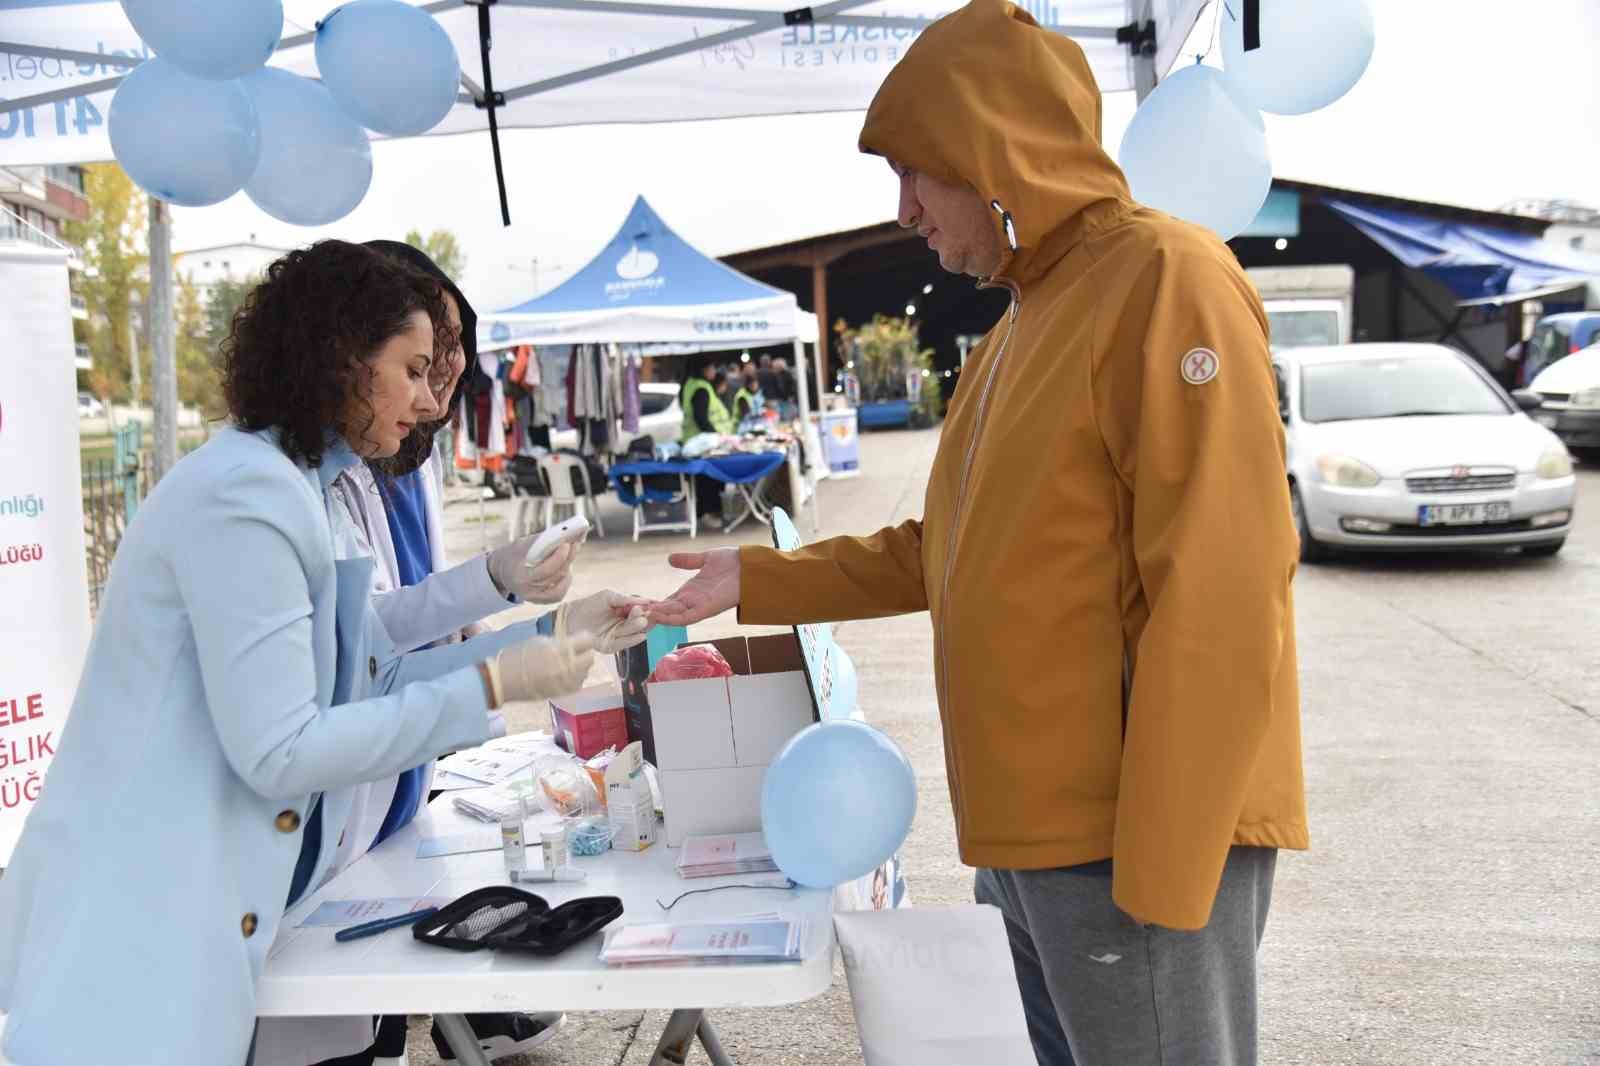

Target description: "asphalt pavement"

left=405, top=428, right=1599, bottom=1066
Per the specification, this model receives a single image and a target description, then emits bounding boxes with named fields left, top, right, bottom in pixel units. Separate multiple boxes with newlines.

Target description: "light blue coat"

left=0, top=428, right=499, bottom=1066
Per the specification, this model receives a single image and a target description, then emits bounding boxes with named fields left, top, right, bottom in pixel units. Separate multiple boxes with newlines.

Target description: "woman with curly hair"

left=0, top=240, right=597, bottom=1066
left=263, top=242, right=647, bottom=1066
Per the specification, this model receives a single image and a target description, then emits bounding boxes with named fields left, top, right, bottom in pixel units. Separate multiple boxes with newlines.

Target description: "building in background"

left=1, top=165, right=90, bottom=371
left=173, top=237, right=291, bottom=306
left=1501, top=199, right=1600, bottom=254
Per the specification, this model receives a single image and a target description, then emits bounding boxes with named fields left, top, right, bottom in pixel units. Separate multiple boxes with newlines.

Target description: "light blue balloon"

left=109, top=58, right=260, bottom=208
left=1116, top=64, right=1271, bottom=241
left=315, top=0, right=460, bottom=136
left=1220, top=0, right=1374, bottom=116
left=121, top=0, right=282, bottom=82
left=243, top=69, right=372, bottom=226
left=761, top=720, right=916, bottom=888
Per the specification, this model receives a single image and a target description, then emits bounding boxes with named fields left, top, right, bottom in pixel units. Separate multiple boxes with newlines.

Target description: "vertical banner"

left=0, top=244, right=91, bottom=865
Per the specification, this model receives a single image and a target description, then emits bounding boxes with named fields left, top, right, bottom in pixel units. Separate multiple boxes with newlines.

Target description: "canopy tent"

left=480, top=194, right=822, bottom=468
left=480, top=195, right=818, bottom=350
left=0, top=0, right=1204, bottom=174
left=1323, top=199, right=1600, bottom=308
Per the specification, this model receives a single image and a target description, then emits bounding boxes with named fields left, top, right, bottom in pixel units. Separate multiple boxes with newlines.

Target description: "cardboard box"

left=605, top=741, right=657, bottom=851
left=638, top=634, right=819, bottom=846
left=549, top=684, right=628, bottom=760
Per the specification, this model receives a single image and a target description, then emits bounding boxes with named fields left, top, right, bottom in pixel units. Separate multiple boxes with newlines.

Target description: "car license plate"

left=1418, top=501, right=1513, bottom=527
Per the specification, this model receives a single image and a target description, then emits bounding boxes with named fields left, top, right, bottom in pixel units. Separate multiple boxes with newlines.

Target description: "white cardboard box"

left=648, top=635, right=817, bottom=846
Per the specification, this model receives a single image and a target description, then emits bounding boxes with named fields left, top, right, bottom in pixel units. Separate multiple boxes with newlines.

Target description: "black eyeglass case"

left=485, top=896, right=625, bottom=957
left=413, top=886, right=623, bottom=958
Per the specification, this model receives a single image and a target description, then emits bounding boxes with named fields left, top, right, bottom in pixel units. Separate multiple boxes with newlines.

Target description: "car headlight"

left=1571, top=387, right=1600, bottom=409
left=1316, top=454, right=1382, bottom=488
left=1537, top=447, right=1574, bottom=480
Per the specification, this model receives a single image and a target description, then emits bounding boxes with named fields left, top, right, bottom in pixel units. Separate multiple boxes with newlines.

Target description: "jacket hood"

left=858, top=0, right=1132, bottom=283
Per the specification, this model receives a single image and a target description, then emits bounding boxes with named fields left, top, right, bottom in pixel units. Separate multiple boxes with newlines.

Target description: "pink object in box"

left=550, top=685, right=629, bottom=760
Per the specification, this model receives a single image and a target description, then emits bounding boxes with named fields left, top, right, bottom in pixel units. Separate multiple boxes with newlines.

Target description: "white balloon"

left=1220, top=0, right=1375, bottom=115
left=1117, top=64, right=1272, bottom=241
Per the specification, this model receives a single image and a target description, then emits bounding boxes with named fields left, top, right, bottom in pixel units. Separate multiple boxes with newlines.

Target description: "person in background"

left=680, top=355, right=734, bottom=528
left=645, top=3, right=1306, bottom=1064
left=0, top=240, right=596, bottom=1066
left=756, top=352, right=781, bottom=401
left=769, top=356, right=797, bottom=412
left=732, top=363, right=760, bottom=423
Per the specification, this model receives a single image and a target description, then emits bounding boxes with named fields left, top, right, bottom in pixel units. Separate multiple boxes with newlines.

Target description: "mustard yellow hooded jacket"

left=739, top=0, right=1307, bottom=930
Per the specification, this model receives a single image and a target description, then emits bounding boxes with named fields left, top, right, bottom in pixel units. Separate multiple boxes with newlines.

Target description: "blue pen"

left=335, top=907, right=439, bottom=943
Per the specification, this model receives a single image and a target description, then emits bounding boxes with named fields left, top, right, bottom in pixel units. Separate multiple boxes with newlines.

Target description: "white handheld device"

left=524, top=515, right=590, bottom=567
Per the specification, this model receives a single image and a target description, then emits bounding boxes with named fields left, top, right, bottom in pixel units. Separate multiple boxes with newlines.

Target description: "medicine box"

left=549, top=685, right=629, bottom=761
left=605, top=741, right=657, bottom=852
left=642, top=634, right=818, bottom=846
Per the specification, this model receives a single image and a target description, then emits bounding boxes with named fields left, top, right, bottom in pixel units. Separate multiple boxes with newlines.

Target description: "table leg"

left=698, top=1016, right=735, bottom=1066
left=434, top=1013, right=494, bottom=1066
left=649, top=1008, right=704, bottom=1065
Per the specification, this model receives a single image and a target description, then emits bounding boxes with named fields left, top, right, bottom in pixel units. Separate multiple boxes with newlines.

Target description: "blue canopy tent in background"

left=1323, top=198, right=1600, bottom=308
left=478, top=195, right=823, bottom=528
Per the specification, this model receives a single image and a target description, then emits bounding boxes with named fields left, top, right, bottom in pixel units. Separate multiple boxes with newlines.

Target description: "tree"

left=175, top=274, right=224, bottom=417
left=404, top=229, right=466, bottom=278
left=203, top=275, right=254, bottom=359
left=66, top=164, right=147, bottom=404
left=835, top=314, right=943, bottom=423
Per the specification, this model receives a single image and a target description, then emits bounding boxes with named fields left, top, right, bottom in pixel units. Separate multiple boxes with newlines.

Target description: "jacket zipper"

left=937, top=277, right=1022, bottom=824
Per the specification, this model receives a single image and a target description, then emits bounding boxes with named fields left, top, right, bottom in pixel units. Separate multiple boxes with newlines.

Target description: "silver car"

left=1275, top=344, right=1577, bottom=561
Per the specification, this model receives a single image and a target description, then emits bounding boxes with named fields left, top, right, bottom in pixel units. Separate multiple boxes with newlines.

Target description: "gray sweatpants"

left=975, top=846, right=1276, bottom=1066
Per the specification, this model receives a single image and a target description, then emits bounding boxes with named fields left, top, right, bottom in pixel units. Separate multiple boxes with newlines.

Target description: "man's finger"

left=666, top=552, right=705, bottom=571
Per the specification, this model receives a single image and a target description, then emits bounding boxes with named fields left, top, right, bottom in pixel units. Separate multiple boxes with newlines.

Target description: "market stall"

left=476, top=195, right=824, bottom=533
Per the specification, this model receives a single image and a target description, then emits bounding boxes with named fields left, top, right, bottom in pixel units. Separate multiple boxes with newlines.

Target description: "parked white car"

left=1275, top=344, right=1576, bottom=561
left=1525, top=344, right=1600, bottom=460
left=550, top=381, right=681, bottom=451
left=77, top=392, right=104, bottom=418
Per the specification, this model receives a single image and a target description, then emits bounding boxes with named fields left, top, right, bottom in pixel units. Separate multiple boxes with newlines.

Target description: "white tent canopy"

left=0, top=0, right=1203, bottom=168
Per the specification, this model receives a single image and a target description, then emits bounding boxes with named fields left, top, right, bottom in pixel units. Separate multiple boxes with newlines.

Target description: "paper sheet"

left=299, top=896, right=448, bottom=928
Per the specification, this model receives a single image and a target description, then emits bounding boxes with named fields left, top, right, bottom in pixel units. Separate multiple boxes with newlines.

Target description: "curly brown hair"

left=220, top=240, right=458, bottom=469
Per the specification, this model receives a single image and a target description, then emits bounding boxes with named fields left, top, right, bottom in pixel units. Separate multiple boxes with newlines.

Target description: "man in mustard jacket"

left=648, top=2, right=1307, bottom=1062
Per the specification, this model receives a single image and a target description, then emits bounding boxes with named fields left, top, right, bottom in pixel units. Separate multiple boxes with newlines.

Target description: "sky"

left=168, top=0, right=1600, bottom=313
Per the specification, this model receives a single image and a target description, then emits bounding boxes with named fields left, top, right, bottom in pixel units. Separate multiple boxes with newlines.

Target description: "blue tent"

left=1324, top=199, right=1600, bottom=305
left=478, top=196, right=817, bottom=353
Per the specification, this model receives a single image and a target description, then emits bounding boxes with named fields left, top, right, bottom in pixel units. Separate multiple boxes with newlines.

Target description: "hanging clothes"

left=535, top=346, right=571, bottom=429
left=455, top=351, right=508, bottom=473
left=621, top=350, right=642, bottom=435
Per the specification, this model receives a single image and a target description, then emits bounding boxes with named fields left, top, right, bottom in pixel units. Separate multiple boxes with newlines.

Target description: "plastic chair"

left=535, top=452, right=607, bottom=539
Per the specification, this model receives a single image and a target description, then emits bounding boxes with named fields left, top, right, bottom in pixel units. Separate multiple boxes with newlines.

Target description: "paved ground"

left=403, top=428, right=1599, bottom=1066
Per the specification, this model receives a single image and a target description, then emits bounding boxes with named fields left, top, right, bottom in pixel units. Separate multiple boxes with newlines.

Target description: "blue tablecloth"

left=610, top=452, right=787, bottom=506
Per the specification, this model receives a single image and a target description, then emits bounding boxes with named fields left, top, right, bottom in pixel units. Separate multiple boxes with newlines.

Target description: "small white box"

left=658, top=765, right=769, bottom=846
left=605, top=741, right=657, bottom=852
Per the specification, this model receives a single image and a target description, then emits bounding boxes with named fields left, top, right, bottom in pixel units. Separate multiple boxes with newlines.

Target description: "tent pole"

left=792, top=336, right=819, bottom=534
left=148, top=196, right=178, bottom=483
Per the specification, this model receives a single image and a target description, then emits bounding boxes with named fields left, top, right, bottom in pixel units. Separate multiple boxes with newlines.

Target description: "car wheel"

left=1290, top=484, right=1328, bottom=564
left=1524, top=539, right=1565, bottom=559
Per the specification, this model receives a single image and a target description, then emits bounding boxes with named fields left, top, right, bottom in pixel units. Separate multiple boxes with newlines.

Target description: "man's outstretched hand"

left=645, top=547, right=741, bottom=626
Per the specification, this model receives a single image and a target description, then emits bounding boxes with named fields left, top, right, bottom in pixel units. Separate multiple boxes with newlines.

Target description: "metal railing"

left=81, top=422, right=147, bottom=614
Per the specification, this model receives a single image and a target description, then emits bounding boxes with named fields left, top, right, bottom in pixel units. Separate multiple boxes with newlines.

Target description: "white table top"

left=256, top=793, right=836, bottom=1018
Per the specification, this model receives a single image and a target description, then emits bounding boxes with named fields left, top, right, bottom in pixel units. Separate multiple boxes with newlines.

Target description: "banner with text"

left=0, top=243, right=91, bottom=864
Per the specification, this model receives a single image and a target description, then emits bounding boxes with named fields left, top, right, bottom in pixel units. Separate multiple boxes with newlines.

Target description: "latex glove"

left=486, top=537, right=578, bottom=604
left=645, top=548, right=741, bottom=626
left=489, top=633, right=595, bottom=704
left=560, top=590, right=652, bottom=655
